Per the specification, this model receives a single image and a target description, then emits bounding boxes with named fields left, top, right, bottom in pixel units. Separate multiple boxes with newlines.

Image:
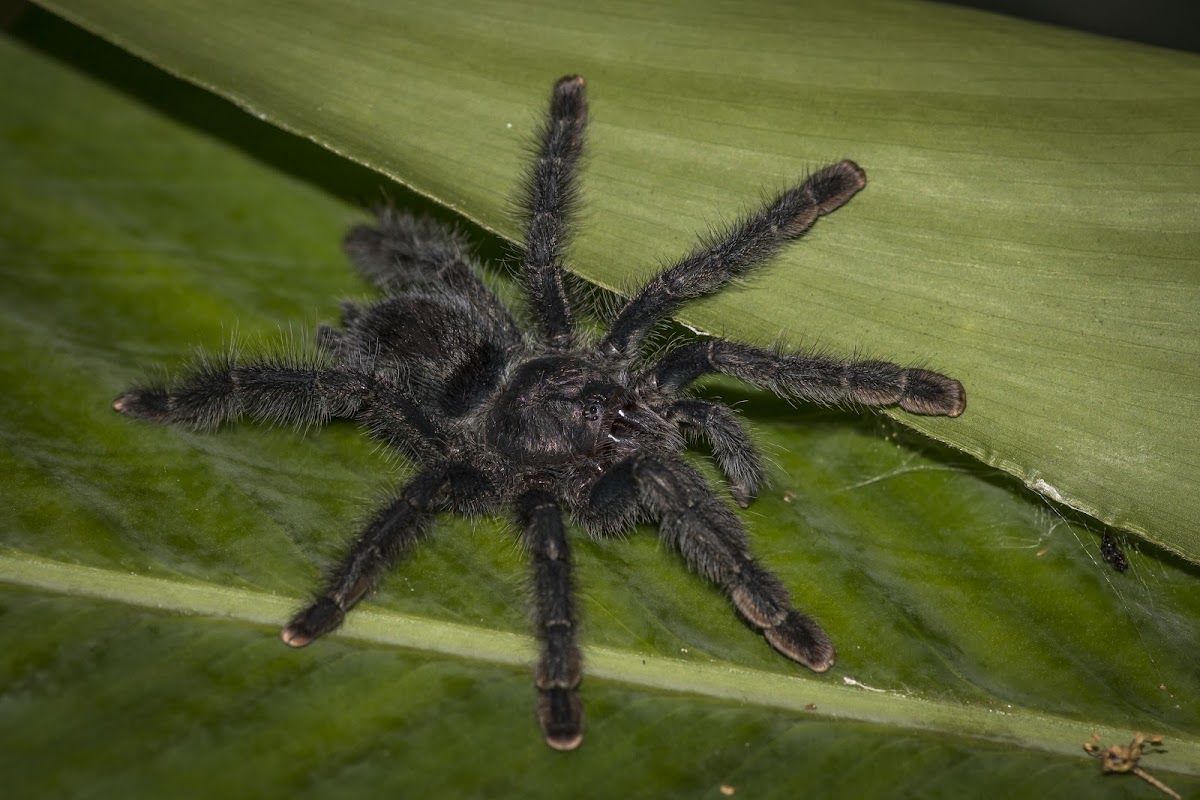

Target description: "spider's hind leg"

left=282, top=464, right=489, bottom=646
left=344, top=210, right=521, bottom=343
left=516, top=489, right=584, bottom=751
left=344, top=211, right=473, bottom=295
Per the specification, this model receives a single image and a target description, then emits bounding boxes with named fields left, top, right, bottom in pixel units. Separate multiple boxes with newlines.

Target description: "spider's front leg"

left=521, top=75, right=588, bottom=348
left=601, top=160, right=866, bottom=358
left=652, top=339, right=966, bottom=417
left=342, top=210, right=522, bottom=344
left=515, top=489, right=583, bottom=751
left=113, top=355, right=370, bottom=429
left=589, top=457, right=834, bottom=671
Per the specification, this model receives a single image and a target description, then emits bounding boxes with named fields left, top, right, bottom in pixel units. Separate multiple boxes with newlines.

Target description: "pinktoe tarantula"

left=114, top=75, right=965, bottom=751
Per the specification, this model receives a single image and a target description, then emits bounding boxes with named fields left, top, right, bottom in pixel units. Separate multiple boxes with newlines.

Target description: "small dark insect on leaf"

left=113, top=76, right=965, bottom=750
left=1100, top=530, right=1129, bottom=573
left=1084, top=732, right=1180, bottom=799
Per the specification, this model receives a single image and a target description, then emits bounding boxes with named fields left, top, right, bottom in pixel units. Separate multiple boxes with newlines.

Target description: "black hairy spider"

left=114, top=75, right=965, bottom=751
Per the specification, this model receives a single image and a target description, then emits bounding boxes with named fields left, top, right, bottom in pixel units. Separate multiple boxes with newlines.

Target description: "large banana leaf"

left=33, top=0, right=1200, bottom=563
left=2, top=5, right=1198, bottom=798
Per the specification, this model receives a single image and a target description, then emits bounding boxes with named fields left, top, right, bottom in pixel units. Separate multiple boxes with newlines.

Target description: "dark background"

left=5, top=1, right=1200, bottom=53
left=940, top=0, right=1200, bottom=53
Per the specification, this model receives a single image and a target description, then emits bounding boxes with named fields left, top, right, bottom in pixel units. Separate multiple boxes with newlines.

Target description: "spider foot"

left=900, top=370, right=966, bottom=417
left=763, top=610, right=836, bottom=672
left=281, top=597, right=344, bottom=648
left=807, top=159, right=867, bottom=216
left=729, top=483, right=755, bottom=509
left=112, top=388, right=170, bottom=422
left=729, top=568, right=791, bottom=629
left=552, top=74, right=586, bottom=107
left=538, top=687, right=584, bottom=751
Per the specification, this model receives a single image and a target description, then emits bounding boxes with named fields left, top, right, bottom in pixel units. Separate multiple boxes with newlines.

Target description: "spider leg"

left=282, top=464, right=489, bottom=646
left=343, top=210, right=522, bottom=343
left=115, top=352, right=452, bottom=461
left=316, top=323, right=345, bottom=356
left=666, top=398, right=765, bottom=507
left=600, top=160, right=865, bottom=357
left=650, top=339, right=966, bottom=417
left=516, top=489, right=584, bottom=751
left=520, top=75, right=587, bottom=349
left=113, top=354, right=370, bottom=430
left=614, top=456, right=834, bottom=671
left=358, top=382, right=451, bottom=462
left=315, top=302, right=366, bottom=358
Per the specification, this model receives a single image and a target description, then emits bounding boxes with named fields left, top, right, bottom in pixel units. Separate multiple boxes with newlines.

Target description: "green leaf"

left=33, top=0, right=1200, bottom=563
left=2, top=7, right=1199, bottom=798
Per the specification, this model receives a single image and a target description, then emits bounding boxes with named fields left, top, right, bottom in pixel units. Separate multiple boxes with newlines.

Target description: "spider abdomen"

left=334, top=293, right=514, bottom=418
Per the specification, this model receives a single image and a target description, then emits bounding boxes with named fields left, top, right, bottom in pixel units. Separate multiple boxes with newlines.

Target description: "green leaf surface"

left=2, top=8, right=1199, bottom=799
left=33, top=0, right=1200, bottom=563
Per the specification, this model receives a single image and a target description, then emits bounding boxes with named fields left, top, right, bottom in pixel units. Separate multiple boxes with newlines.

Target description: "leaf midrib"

left=6, top=552, right=1198, bottom=774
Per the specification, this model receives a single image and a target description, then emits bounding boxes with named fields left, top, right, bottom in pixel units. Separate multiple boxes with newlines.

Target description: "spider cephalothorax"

left=114, top=75, right=965, bottom=751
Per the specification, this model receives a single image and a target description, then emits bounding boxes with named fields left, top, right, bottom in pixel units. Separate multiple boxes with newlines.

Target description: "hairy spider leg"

left=516, top=490, right=584, bottom=751
left=115, top=353, right=454, bottom=459
left=342, top=209, right=523, bottom=345
left=600, top=160, right=867, bottom=358
left=112, top=355, right=370, bottom=430
left=629, top=457, right=835, bottom=670
left=520, top=75, right=588, bottom=349
left=281, top=467, right=452, bottom=647
left=358, top=382, right=451, bottom=462
left=666, top=398, right=765, bottom=508
left=652, top=339, right=966, bottom=417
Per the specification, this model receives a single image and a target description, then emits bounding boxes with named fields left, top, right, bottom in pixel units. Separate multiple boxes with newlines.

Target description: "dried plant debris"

left=1083, top=732, right=1180, bottom=799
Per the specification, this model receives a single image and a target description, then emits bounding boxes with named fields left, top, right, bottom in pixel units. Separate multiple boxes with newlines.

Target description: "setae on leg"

left=113, top=353, right=370, bottom=430
left=343, top=209, right=522, bottom=343
left=610, top=456, right=835, bottom=671
left=281, top=468, right=450, bottom=647
left=520, top=75, right=588, bottom=348
left=651, top=339, right=966, bottom=417
left=601, top=160, right=866, bottom=357
left=666, top=397, right=765, bottom=507
left=516, top=489, right=584, bottom=751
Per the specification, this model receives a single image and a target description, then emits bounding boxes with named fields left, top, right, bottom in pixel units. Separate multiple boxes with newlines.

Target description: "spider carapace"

left=114, top=75, right=965, bottom=750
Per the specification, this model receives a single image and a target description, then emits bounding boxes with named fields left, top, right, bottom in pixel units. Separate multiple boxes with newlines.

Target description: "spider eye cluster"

left=583, top=399, right=605, bottom=422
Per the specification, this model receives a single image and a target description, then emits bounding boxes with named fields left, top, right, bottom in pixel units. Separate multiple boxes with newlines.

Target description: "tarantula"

left=114, top=75, right=965, bottom=750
